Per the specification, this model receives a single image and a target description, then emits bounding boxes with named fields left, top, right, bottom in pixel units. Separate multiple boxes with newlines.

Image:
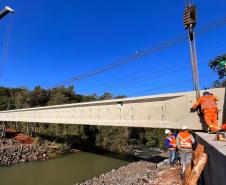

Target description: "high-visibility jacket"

left=198, top=95, right=218, bottom=110
left=193, top=95, right=218, bottom=111
left=178, top=131, right=192, bottom=149
left=167, top=136, right=176, bottom=148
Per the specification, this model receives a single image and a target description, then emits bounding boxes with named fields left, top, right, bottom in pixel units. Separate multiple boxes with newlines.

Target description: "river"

left=0, top=151, right=129, bottom=185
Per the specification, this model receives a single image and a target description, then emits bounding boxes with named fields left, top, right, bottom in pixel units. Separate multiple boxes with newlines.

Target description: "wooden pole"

left=187, top=153, right=208, bottom=185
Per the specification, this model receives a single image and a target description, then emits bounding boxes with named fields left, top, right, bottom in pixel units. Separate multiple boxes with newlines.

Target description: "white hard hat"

left=182, top=125, right=188, bottom=130
left=165, top=129, right=171, bottom=135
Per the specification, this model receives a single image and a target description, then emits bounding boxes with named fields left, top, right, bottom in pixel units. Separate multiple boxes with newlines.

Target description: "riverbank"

left=76, top=161, right=181, bottom=185
left=0, top=137, right=180, bottom=185
left=0, top=138, right=71, bottom=166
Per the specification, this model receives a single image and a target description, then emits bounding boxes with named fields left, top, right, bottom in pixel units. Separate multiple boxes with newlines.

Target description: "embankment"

left=0, top=138, right=70, bottom=166
left=76, top=161, right=181, bottom=185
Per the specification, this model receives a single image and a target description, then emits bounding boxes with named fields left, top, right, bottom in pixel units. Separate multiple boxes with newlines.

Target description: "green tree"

left=81, top=94, right=98, bottom=102
left=47, top=86, right=75, bottom=105
left=95, top=126, right=131, bottom=153
left=114, top=95, right=127, bottom=99
left=12, top=87, right=30, bottom=109
left=99, top=92, right=113, bottom=100
left=209, top=53, right=226, bottom=87
left=0, top=87, right=12, bottom=110
left=30, top=86, right=49, bottom=107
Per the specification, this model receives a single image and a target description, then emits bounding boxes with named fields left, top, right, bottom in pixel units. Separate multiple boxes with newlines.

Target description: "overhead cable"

left=54, top=16, right=226, bottom=87
left=80, top=46, right=226, bottom=93
left=127, top=73, right=215, bottom=97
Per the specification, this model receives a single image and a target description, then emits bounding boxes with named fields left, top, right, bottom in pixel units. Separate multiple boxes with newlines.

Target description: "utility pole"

left=184, top=0, right=200, bottom=99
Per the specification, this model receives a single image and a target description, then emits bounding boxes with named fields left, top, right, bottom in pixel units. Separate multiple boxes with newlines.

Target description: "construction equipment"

left=184, top=0, right=200, bottom=99
left=184, top=5, right=197, bottom=41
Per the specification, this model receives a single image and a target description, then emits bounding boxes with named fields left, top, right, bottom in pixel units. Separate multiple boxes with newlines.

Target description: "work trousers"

left=203, top=108, right=218, bottom=131
left=169, top=149, right=176, bottom=165
left=179, top=150, right=193, bottom=177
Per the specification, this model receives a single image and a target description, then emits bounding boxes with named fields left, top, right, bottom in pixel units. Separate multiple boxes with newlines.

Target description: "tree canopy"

left=209, top=53, right=226, bottom=87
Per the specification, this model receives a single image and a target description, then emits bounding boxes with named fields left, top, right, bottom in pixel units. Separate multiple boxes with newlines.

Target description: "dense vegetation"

left=209, top=53, right=226, bottom=87
left=0, top=86, right=165, bottom=154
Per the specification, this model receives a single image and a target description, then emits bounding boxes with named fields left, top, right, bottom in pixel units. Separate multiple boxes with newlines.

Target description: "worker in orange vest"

left=176, top=126, right=195, bottom=177
left=191, top=91, right=219, bottom=132
left=164, top=129, right=177, bottom=166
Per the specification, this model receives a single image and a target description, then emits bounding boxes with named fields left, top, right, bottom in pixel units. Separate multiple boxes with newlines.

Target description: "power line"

left=89, top=64, right=191, bottom=92
left=53, top=15, right=226, bottom=87
left=77, top=53, right=184, bottom=91
left=127, top=73, right=215, bottom=97
left=54, top=34, right=186, bottom=87
left=79, top=46, right=226, bottom=93
left=54, top=18, right=226, bottom=88
left=84, top=61, right=188, bottom=91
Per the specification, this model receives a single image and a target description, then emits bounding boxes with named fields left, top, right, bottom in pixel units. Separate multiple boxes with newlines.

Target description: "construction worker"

left=176, top=126, right=195, bottom=177
left=164, top=129, right=177, bottom=166
left=191, top=91, right=219, bottom=132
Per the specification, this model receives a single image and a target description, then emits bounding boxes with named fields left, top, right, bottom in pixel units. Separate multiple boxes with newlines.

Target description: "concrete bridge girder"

left=0, top=88, right=225, bottom=130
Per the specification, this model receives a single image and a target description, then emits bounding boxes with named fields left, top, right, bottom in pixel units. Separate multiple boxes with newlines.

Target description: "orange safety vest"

left=167, top=136, right=176, bottom=148
left=199, top=95, right=218, bottom=110
left=178, top=131, right=192, bottom=149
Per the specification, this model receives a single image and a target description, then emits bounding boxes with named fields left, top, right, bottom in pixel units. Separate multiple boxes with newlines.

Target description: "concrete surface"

left=195, top=132, right=226, bottom=185
left=0, top=88, right=225, bottom=130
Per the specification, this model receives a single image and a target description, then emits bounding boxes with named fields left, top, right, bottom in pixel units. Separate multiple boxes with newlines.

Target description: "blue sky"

left=0, top=0, right=225, bottom=97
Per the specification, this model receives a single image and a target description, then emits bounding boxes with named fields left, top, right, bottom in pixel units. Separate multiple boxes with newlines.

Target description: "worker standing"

left=164, top=129, right=177, bottom=166
left=191, top=91, right=219, bottom=132
left=176, top=126, right=195, bottom=177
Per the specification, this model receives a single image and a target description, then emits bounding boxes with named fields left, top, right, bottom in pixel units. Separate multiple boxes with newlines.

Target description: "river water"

left=0, top=151, right=129, bottom=185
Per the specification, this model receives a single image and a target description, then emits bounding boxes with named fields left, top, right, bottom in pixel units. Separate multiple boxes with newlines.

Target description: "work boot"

left=209, top=130, right=218, bottom=134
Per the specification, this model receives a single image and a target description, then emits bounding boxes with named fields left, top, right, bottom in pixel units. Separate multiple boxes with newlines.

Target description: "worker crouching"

left=176, top=126, right=195, bottom=177
left=191, top=91, right=219, bottom=132
left=164, top=129, right=177, bottom=166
